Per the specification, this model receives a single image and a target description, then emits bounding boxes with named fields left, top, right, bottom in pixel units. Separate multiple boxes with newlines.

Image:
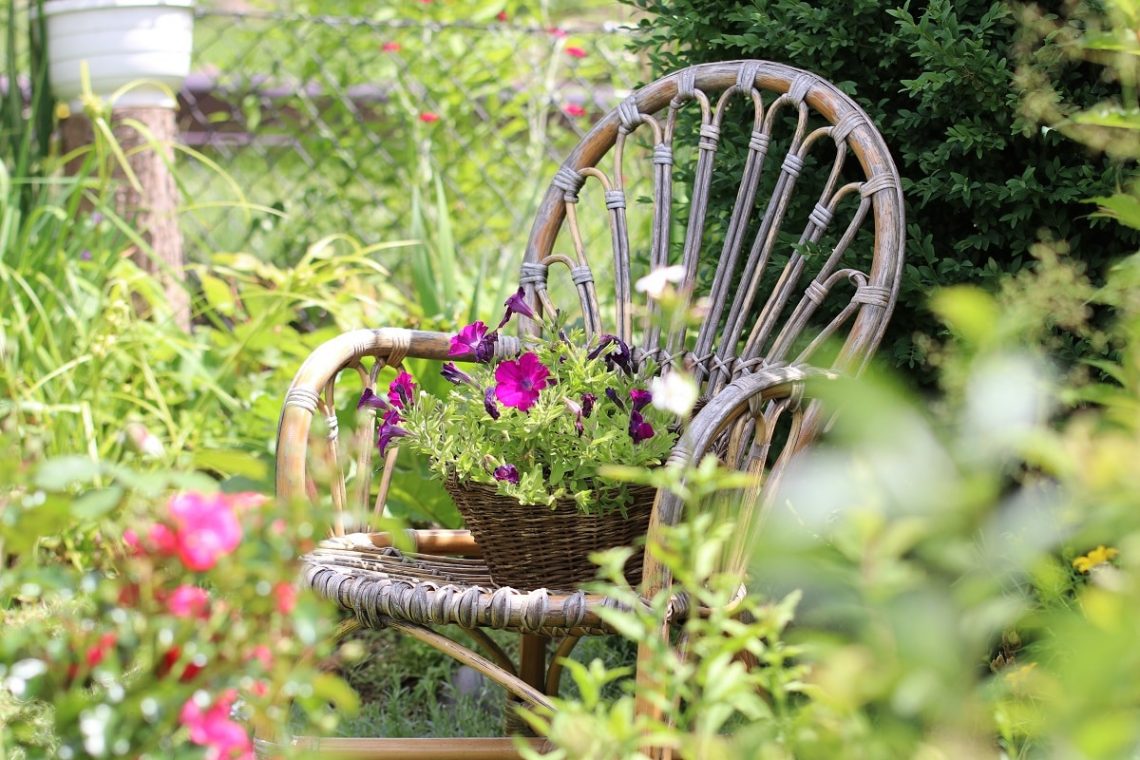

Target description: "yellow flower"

left=1073, top=545, right=1119, bottom=573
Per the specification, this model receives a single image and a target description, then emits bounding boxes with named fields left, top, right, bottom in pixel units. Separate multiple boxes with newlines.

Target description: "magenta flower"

left=180, top=690, right=253, bottom=760
left=388, top=370, right=416, bottom=409
left=630, top=388, right=652, bottom=412
left=581, top=393, right=597, bottom=418
left=564, top=104, right=586, bottom=118
left=381, top=41, right=401, bottom=52
left=566, top=46, right=588, bottom=58
left=441, top=362, right=475, bottom=385
left=357, top=388, right=389, bottom=412
left=450, top=321, right=498, bottom=363
left=484, top=387, right=501, bottom=420
left=497, top=286, right=537, bottom=328
left=419, top=112, right=440, bottom=123
left=168, top=493, right=243, bottom=572
left=493, top=464, right=520, bottom=484
left=377, top=409, right=408, bottom=456
left=629, top=411, right=655, bottom=444
left=494, top=352, right=552, bottom=412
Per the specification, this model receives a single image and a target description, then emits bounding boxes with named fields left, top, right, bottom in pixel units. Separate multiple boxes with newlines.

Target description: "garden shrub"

left=624, top=0, right=1138, bottom=380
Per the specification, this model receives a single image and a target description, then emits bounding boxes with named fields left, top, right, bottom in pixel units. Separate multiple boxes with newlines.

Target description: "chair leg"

left=505, top=634, right=549, bottom=736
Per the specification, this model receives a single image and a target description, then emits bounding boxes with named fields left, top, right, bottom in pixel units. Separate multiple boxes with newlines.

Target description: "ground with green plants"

left=5, top=0, right=1140, bottom=757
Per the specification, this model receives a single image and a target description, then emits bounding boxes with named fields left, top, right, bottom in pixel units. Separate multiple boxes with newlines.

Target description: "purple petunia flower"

left=484, top=386, right=501, bottom=420
left=388, top=370, right=416, bottom=409
left=629, top=410, right=655, bottom=444
left=377, top=409, right=408, bottom=455
left=587, top=334, right=633, bottom=374
left=630, top=388, right=652, bottom=412
left=493, top=464, right=520, bottom=484
left=450, top=321, right=498, bottom=363
left=474, top=330, right=499, bottom=363
left=440, top=362, right=475, bottom=386
left=580, top=393, right=597, bottom=418
left=494, top=352, right=552, bottom=412
left=497, top=286, right=537, bottom=328
left=357, top=388, right=390, bottom=412
left=605, top=387, right=626, bottom=412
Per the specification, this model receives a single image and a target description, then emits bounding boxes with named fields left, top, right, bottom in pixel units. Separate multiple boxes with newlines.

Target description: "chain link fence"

left=177, top=8, right=648, bottom=272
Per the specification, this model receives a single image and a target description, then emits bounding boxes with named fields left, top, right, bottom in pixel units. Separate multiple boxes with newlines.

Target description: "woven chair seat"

left=302, top=531, right=647, bottom=637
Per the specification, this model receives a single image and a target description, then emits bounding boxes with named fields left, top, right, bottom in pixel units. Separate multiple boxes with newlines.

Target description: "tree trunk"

left=61, top=107, right=190, bottom=332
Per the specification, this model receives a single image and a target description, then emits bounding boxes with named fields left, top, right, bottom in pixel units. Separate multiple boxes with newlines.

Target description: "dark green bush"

left=626, top=0, right=1138, bottom=380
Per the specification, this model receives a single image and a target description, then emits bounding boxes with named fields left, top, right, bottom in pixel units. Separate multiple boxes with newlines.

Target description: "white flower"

left=650, top=371, right=698, bottom=417
left=635, top=265, right=686, bottom=299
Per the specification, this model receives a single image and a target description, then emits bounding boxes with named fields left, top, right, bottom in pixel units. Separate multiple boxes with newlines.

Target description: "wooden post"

left=61, top=107, right=190, bottom=332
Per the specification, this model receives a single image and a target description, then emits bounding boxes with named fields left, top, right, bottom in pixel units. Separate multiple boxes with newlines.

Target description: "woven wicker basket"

left=444, top=477, right=656, bottom=591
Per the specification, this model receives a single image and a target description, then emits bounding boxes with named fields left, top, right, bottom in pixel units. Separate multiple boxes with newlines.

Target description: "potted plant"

left=358, top=290, right=686, bottom=590
left=42, top=0, right=194, bottom=108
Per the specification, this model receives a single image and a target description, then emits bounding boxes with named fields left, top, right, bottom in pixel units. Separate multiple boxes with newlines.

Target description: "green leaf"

left=70, top=486, right=124, bottom=521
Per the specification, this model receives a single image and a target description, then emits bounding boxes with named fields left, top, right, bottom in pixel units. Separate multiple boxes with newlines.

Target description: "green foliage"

left=524, top=511, right=804, bottom=760
left=186, top=0, right=643, bottom=326
left=624, top=0, right=1139, bottom=379
left=398, top=326, right=675, bottom=511
left=0, top=469, right=349, bottom=757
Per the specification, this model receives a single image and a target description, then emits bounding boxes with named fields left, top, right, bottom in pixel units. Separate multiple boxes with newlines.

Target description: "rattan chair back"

left=520, top=61, right=903, bottom=402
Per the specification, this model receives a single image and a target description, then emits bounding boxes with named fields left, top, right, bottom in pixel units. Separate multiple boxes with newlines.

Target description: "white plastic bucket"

left=42, top=0, right=194, bottom=109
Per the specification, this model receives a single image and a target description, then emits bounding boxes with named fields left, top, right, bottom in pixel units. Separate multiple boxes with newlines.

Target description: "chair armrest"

left=654, top=363, right=838, bottom=528
left=276, top=327, right=520, bottom=503
left=640, top=364, right=838, bottom=601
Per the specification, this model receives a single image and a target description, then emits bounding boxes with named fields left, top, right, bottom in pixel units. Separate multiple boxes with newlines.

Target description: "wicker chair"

left=273, top=60, right=904, bottom=758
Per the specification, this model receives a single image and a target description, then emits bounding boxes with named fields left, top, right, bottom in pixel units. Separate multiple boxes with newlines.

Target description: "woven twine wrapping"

left=444, top=477, right=655, bottom=591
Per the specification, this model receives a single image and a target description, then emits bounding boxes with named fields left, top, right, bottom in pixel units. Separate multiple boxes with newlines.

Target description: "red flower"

left=565, top=46, right=588, bottom=59
left=496, top=10, right=508, bottom=21
left=419, top=112, right=441, bottom=123
left=564, top=103, right=586, bottom=118
left=273, top=582, right=297, bottom=615
left=158, top=646, right=205, bottom=682
left=494, top=352, right=552, bottom=412
left=86, top=633, right=117, bottom=668
left=381, top=41, right=401, bottom=52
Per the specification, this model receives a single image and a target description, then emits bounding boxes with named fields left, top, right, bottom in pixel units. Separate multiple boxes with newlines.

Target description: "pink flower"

left=496, top=10, right=508, bottom=21
left=494, top=352, right=551, bottom=412
left=419, top=112, right=440, bottom=123
left=168, top=493, right=243, bottom=572
left=167, top=585, right=210, bottom=619
left=565, top=46, right=587, bottom=59
left=180, top=691, right=253, bottom=760
left=250, top=680, right=269, bottom=698
left=274, top=582, right=297, bottom=615
left=381, top=41, right=401, bottom=52
left=564, top=103, right=586, bottom=118
left=149, top=523, right=178, bottom=555
left=248, top=645, right=273, bottom=669
left=547, top=27, right=567, bottom=38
